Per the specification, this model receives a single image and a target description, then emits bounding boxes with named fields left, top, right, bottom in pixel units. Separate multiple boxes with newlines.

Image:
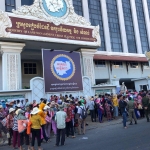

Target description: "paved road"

left=3, top=118, right=150, bottom=150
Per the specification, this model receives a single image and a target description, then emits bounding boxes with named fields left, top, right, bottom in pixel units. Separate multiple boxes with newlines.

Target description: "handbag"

left=138, top=104, right=142, bottom=109
left=27, top=121, right=32, bottom=135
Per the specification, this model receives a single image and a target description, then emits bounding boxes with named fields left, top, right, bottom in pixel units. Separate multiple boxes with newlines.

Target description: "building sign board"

left=6, top=16, right=96, bottom=42
left=0, top=0, right=100, bottom=47
left=42, top=50, right=83, bottom=92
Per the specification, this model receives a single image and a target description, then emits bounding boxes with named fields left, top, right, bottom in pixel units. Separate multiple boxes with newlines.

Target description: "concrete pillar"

left=0, top=42, right=25, bottom=91
left=79, top=49, right=97, bottom=86
left=16, top=0, right=21, bottom=9
left=111, top=78, right=120, bottom=87
left=130, top=0, right=143, bottom=54
left=100, top=0, right=111, bottom=52
left=116, top=0, right=128, bottom=53
left=82, top=0, right=90, bottom=21
left=143, top=0, right=150, bottom=51
left=0, top=0, right=5, bottom=11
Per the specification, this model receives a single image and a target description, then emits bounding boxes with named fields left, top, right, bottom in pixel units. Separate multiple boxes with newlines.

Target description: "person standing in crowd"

left=105, top=101, right=112, bottom=121
left=127, top=97, right=137, bottom=125
left=64, top=103, right=75, bottom=138
left=17, top=109, right=30, bottom=150
left=50, top=101, right=57, bottom=136
left=87, top=97, right=95, bottom=122
left=30, top=107, right=43, bottom=150
left=38, top=100, right=49, bottom=143
left=112, top=94, right=119, bottom=119
left=33, top=100, right=37, bottom=107
left=96, top=99, right=104, bottom=123
left=1, top=100, right=6, bottom=110
left=142, top=93, right=150, bottom=122
left=12, top=109, right=20, bottom=149
left=0, top=105, right=7, bottom=145
left=55, top=105, right=67, bottom=146
left=25, top=99, right=30, bottom=110
left=77, top=101, right=86, bottom=135
left=137, top=94, right=144, bottom=118
left=25, top=106, right=31, bottom=119
left=6, top=108, right=15, bottom=146
left=44, top=105, right=51, bottom=139
left=119, top=95, right=127, bottom=129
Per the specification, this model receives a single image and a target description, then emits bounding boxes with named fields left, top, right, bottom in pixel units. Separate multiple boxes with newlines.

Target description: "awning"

left=94, top=54, right=147, bottom=62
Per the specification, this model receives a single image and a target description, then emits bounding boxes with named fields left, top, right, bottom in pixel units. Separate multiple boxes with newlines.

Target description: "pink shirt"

left=18, top=120, right=28, bottom=133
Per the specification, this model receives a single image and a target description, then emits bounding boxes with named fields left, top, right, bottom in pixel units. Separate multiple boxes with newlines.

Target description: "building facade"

left=74, top=0, right=150, bottom=92
left=0, top=0, right=150, bottom=101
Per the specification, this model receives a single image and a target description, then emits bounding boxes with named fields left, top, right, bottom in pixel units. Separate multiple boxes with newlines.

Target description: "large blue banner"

left=42, top=50, right=83, bottom=92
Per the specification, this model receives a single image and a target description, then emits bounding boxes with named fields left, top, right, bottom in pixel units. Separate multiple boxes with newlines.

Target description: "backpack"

left=80, top=107, right=87, bottom=119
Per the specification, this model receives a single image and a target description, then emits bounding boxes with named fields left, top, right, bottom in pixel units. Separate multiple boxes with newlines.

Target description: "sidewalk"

left=85, top=116, right=122, bottom=131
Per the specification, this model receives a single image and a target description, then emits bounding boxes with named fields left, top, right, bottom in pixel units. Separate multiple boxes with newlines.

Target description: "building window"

left=24, top=63, right=37, bottom=74
left=142, top=62, right=150, bottom=69
left=112, top=61, right=123, bottom=68
left=122, top=0, right=137, bottom=53
left=106, top=0, right=123, bottom=52
left=88, top=0, right=105, bottom=51
left=73, top=0, right=83, bottom=16
left=95, top=60, right=106, bottom=67
left=135, top=0, right=149, bottom=53
left=130, top=62, right=139, bottom=68
left=5, top=0, right=16, bottom=12
left=21, top=0, right=34, bottom=5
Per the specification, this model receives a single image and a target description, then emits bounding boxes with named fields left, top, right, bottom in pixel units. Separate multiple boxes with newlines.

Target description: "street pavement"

left=2, top=118, right=150, bottom=150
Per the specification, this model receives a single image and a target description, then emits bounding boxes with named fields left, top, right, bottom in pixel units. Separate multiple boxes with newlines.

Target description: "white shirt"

left=77, top=105, right=85, bottom=119
left=55, top=110, right=67, bottom=129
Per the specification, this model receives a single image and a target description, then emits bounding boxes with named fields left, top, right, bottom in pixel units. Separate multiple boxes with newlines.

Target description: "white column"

left=130, top=0, right=143, bottom=54
left=82, top=0, right=90, bottom=21
left=100, top=0, right=111, bottom=52
left=143, top=0, right=150, bottom=51
left=116, top=0, right=128, bottom=53
left=111, top=78, right=120, bottom=87
left=0, top=42, right=25, bottom=91
left=16, top=0, right=21, bottom=9
left=80, top=49, right=97, bottom=85
left=0, top=0, right=5, bottom=11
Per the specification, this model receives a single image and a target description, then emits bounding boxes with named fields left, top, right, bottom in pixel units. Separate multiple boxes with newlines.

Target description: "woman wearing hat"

left=12, top=109, right=20, bottom=149
left=30, top=107, right=42, bottom=150
left=38, top=102, right=49, bottom=143
left=6, top=108, right=15, bottom=146
left=44, top=106, right=52, bottom=139
left=17, top=110, right=30, bottom=150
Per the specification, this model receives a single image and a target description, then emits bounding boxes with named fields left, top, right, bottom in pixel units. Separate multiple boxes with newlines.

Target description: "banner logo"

left=51, top=54, right=75, bottom=81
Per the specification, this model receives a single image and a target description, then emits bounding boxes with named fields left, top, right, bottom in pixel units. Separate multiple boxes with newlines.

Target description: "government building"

left=0, top=0, right=150, bottom=101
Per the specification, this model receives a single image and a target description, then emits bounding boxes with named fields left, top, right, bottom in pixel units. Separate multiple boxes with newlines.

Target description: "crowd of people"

left=0, top=90, right=150, bottom=150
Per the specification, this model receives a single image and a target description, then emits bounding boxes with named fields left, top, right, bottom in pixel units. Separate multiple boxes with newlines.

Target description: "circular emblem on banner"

left=51, top=54, right=75, bottom=81
left=41, top=0, right=69, bottom=18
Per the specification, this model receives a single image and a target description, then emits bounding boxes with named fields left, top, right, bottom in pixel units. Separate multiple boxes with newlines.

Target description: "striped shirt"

left=12, top=115, right=18, bottom=131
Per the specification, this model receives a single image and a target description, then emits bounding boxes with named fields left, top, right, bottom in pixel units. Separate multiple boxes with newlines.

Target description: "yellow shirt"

left=30, top=114, right=42, bottom=129
left=113, top=98, right=118, bottom=107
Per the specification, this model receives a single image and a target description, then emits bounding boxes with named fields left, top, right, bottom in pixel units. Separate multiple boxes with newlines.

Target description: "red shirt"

left=64, top=107, right=72, bottom=122
left=6, top=114, right=14, bottom=128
